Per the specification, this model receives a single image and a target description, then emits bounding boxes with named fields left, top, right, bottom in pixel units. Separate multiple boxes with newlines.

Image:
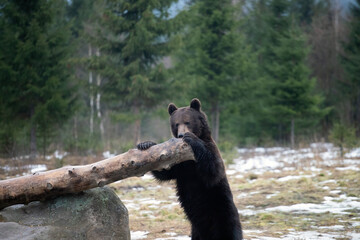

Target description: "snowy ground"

left=1, top=143, right=359, bottom=239
left=0, top=150, right=70, bottom=177
left=111, top=143, right=360, bottom=240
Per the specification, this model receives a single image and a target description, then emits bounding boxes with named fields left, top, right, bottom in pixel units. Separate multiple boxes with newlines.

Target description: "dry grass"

left=1, top=147, right=359, bottom=239
left=110, top=166, right=360, bottom=239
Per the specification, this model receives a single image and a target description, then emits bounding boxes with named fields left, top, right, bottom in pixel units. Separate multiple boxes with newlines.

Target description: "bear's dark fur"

left=137, top=98, right=242, bottom=240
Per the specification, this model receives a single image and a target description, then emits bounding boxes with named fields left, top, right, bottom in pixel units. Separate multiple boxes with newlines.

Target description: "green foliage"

left=341, top=0, right=360, bottom=133
left=0, top=0, right=358, bottom=156
left=329, top=123, right=357, bottom=157
left=218, top=140, right=238, bottom=165
left=0, top=0, right=76, bottom=156
left=245, top=0, right=329, bottom=145
left=179, top=0, right=239, bottom=102
left=97, top=0, right=176, bottom=106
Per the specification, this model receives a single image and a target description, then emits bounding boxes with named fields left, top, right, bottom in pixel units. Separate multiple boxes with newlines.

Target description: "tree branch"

left=0, top=138, right=194, bottom=210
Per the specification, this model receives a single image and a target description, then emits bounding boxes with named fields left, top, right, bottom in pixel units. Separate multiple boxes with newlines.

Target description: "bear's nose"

left=178, top=133, right=184, bottom=138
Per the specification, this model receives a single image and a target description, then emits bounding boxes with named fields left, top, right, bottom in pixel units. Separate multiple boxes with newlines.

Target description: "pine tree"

left=289, top=0, right=329, bottom=26
left=341, top=0, right=360, bottom=135
left=262, top=0, right=327, bottom=147
left=176, top=0, right=239, bottom=143
left=92, top=0, right=177, bottom=144
left=0, top=0, right=76, bottom=157
left=67, top=0, right=106, bottom=150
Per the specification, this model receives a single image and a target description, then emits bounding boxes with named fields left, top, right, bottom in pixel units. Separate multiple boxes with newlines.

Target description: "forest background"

left=0, top=0, right=359, bottom=160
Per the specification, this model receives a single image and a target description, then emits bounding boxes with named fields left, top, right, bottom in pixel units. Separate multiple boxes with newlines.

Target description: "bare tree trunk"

left=356, top=92, right=360, bottom=136
left=290, top=118, right=295, bottom=149
left=0, top=138, right=195, bottom=210
left=211, top=102, right=220, bottom=143
left=30, top=106, right=37, bottom=159
left=73, top=116, right=78, bottom=154
left=95, top=48, right=104, bottom=140
left=89, top=44, right=94, bottom=135
left=30, top=124, right=37, bottom=159
left=133, top=104, right=141, bottom=145
left=333, top=0, right=339, bottom=52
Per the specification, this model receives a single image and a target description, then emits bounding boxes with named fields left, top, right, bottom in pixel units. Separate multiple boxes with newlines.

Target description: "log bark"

left=0, top=138, right=194, bottom=210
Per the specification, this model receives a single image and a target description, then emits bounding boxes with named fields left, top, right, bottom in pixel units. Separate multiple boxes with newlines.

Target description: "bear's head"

left=168, top=98, right=211, bottom=140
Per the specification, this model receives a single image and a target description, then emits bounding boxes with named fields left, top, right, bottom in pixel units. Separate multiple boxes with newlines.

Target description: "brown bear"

left=137, top=98, right=242, bottom=240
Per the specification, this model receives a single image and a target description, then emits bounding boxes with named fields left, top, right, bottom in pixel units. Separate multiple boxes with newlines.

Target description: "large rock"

left=0, top=187, right=130, bottom=240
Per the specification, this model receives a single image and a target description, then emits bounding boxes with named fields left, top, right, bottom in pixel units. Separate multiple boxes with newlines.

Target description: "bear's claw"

left=182, top=132, right=197, bottom=145
left=137, top=141, right=157, bottom=150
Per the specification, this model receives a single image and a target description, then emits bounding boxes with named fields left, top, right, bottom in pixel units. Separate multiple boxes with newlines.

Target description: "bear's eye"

left=184, top=122, right=190, bottom=126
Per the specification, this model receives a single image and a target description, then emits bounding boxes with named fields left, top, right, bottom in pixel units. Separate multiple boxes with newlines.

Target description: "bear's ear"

left=168, top=103, right=178, bottom=115
left=190, top=98, right=201, bottom=111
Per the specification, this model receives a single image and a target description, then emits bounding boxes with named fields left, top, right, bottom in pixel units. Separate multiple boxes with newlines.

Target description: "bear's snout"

left=177, top=124, right=190, bottom=138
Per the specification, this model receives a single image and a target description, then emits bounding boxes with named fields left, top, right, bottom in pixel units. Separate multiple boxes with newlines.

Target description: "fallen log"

left=0, top=138, right=194, bottom=210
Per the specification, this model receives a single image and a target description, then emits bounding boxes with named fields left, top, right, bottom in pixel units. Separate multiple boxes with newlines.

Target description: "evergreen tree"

left=341, top=0, right=360, bottom=135
left=177, top=0, right=239, bottom=143
left=67, top=0, right=107, bottom=151
left=92, top=0, right=177, bottom=144
left=289, top=0, right=329, bottom=27
left=262, top=0, right=327, bottom=147
left=0, top=0, right=76, bottom=157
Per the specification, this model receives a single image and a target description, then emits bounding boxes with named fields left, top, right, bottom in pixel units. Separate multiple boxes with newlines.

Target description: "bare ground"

left=1, top=145, right=359, bottom=239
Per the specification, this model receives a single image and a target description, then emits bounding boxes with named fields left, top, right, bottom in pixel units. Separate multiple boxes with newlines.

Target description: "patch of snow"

left=283, top=231, right=343, bottom=240
left=317, top=225, right=344, bottom=230
left=267, top=195, right=360, bottom=215
left=102, top=151, right=116, bottom=159
left=13, top=154, right=31, bottom=160
left=29, top=164, right=47, bottom=173
left=344, top=148, right=360, bottom=158
left=235, top=174, right=244, bottom=179
left=335, top=166, right=360, bottom=171
left=140, top=198, right=164, bottom=205
left=165, top=232, right=177, bottom=236
left=226, top=169, right=237, bottom=175
left=147, top=185, right=163, bottom=190
left=320, top=179, right=337, bottom=184
left=344, top=159, right=360, bottom=165
left=348, top=233, right=360, bottom=239
left=250, top=230, right=358, bottom=240
left=237, top=148, right=249, bottom=153
left=238, top=208, right=258, bottom=216
left=122, top=201, right=140, bottom=211
left=351, top=222, right=360, bottom=227
left=131, top=231, right=149, bottom=240
left=155, top=235, right=190, bottom=240
left=319, top=151, right=339, bottom=161
left=141, top=173, right=154, bottom=180
left=239, top=194, right=360, bottom=216
left=243, top=229, right=263, bottom=234
left=266, top=191, right=279, bottom=199
left=160, top=202, right=178, bottom=209
left=310, top=142, right=334, bottom=149
left=0, top=165, right=14, bottom=171
left=304, top=166, right=322, bottom=172
left=231, top=155, right=283, bottom=173
left=237, top=193, right=248, bottom=199
left=55, top=150, right=67, bottom=159
left=282, top=167, right=296, bottom=171
left=249, top=191, right=260, bottom=195
left=46, top=150, right=68, bottom=160
left=277, top=175, right=312, bottom=182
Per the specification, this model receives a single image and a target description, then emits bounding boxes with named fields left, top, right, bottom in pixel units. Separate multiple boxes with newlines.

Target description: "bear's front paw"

left=182, top=132, right=197, bottom=145
left=137, top=141, right=157, bottom=150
